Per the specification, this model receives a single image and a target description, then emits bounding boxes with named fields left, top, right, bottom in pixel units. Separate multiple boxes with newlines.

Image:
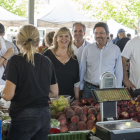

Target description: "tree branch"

left=125, top=5, right=131, bottom=13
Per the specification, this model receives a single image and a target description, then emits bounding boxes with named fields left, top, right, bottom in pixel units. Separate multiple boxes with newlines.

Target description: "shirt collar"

left=96, top=41, right=110, bottom=50
left=73, top=39, right=86, bottom=49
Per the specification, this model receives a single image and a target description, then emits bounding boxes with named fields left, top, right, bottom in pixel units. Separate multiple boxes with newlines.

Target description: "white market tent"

left=0, top=6, right=28, bottom=27
left=107, top=19, right=135, bottom=37
left=37, top=0, right=100, bottom=28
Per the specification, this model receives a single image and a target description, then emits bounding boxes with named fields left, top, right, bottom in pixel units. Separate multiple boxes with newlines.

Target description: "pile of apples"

left=117, top=97, right=140, bottom=122
left=72, top=97, right=140, bottom=123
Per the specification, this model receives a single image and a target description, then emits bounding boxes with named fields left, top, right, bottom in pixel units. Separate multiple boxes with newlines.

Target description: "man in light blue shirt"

left=80, top=22, right=123, bottom=99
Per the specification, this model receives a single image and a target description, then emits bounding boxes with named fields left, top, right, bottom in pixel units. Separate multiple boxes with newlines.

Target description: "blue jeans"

left=83, top=82, right=97, bottom=99
left=7, top=107, right=51, bottom=140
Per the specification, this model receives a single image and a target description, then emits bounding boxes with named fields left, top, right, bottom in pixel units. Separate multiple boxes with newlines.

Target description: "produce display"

left=50, top=97, right=99, bottom=133
left=1, top=94, right=140, bottom=139
left=49, top=95, right=140, bottom=134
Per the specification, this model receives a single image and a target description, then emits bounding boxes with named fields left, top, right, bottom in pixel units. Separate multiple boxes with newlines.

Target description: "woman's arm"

left=74, top=86, right=79, bottom=100
left=49, top=83, right=59, bottom=98
left=2, top=80, right=16, bottom=101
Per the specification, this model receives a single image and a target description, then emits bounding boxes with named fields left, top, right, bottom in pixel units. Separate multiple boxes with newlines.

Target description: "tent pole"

left=28, top=0, right=34, bottom=25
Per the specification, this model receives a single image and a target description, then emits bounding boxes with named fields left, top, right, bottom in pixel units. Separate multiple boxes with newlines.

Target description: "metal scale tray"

left=92, top=87, right=132, bottom=102
left=96, top=119, right=140, bottom=140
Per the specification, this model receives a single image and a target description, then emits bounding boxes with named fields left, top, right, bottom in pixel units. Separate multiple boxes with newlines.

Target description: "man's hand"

left=123, top=78, right=136, bottom=91
left=3, top=48, right=14, bottom=59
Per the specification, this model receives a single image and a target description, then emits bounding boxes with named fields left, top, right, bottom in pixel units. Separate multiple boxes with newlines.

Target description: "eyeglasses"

left=94, top=32, right=106, bottom=35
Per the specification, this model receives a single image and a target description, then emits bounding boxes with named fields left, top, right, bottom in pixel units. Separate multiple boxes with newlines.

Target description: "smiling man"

left=72, top=22, right=90, bottom=64
left=80, top=22, right=123, bottom=99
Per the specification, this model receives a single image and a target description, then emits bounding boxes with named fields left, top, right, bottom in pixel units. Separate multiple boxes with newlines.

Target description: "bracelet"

left=1, top=56, right=7, bottom=60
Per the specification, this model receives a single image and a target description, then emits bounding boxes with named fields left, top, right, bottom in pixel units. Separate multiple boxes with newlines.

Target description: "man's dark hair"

left=0, top=23, right=5, bottom=36
left=93, top=22, right=109, bottom=34
left=127, top=33, right=131, bottom=37
left=110, top=34, right=113, bottom=37
left=72, top=22, right=86, bottom=32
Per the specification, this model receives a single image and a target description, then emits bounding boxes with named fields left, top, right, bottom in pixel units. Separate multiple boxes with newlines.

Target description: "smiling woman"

left=44, top=27, right=80, bottom=101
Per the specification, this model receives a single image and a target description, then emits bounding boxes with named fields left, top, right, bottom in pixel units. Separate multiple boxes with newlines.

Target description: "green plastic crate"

left=48, top=132, right=88, bottom=140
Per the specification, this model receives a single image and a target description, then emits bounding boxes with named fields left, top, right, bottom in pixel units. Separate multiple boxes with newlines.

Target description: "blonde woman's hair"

left=16, top=24, right=40, bottom=65
left=45, top=31, right=55, bottom=47
left=53, top=27, right=74, bottom=58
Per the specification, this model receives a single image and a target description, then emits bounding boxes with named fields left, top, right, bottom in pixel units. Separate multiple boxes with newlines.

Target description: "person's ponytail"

left=16, top=25, right=40, bottom=66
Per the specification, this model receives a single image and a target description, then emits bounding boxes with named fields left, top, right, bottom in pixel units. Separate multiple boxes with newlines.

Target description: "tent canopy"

left=0, top=6, right=28, bottom=27
left=107, top=19, right=135, bottom=37
left=37, top=0, right=100, bottom=28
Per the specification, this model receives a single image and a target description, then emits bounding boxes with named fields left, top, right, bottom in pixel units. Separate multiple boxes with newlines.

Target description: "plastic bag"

left=0, top=98, right=11, bottom=109
left=52, top=96, right=69, bottom=112
left=50, top=119, right=60, bottom=134
left=2, top=113, right=11, bottom=121
left=2, top=119, right=11, bottom=137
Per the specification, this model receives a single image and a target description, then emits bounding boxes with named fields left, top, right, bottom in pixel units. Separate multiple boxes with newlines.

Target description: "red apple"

left=72, top=100, right=80, bottom=105
left=90, top=102, right=96, bottom=106
left=71, top=102, right=79, bottom=106
left=121, top=107, right=128, bottom=112
left=121, top=111, right=129, bottom=119
left=80, top=98, right=88, bottom=105
left=128, top=109, right=136, bottom=118
left=121, top=104, right=129, bottom=109
left=136, top=112, right=140, bottom=117
left=122, top=101, right=128, bottom=105
left=97, top=114, right=101, bottom=122
left=117, top=101, right=123, bottom=106
left=117, top=106, right=121, bottom=110
left=87, top=97, right=95, bottom=104
left=133, top=117, right=138, bottom=122
left=95, top=103, right=100, bottom=112
left=135, top=105, right=140, bottom=112
left=117, top=106, right=121, bottom=114
left=78, top=103, right=84, bottom=107
left=128, top=104, right=136, bottom=110
left=127, top=101, right=133, bottom=106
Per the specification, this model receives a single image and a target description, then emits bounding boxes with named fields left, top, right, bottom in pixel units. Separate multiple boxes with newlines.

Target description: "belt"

left=86, top=81, right=99, bottom=88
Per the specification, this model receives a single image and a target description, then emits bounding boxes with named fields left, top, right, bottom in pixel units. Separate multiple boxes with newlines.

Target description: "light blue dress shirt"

left=79, top=41, right=123, bottom=90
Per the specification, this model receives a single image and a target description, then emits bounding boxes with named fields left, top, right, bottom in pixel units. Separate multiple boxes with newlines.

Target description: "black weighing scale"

left=91, top=72, right=140, bottom=140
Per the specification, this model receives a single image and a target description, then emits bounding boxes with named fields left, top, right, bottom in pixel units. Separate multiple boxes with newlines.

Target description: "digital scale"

left=91, top=72, right=140, bottom=140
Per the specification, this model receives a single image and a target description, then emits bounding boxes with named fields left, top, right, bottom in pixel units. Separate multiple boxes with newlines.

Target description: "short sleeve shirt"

left=122, top=36, right=140, bottom=89
left=4, top=53, right=57, bottom=118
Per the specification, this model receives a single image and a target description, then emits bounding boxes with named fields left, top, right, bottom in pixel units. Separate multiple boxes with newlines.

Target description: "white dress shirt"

left=74, top=39, right=90, bottom=64
left=80, top=41, right=123, bottom=90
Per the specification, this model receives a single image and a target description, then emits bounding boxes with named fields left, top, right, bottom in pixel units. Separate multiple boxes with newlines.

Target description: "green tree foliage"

left=0, top=0, right=27, bottom=17
left=72, top=0, right=140, bottom=33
